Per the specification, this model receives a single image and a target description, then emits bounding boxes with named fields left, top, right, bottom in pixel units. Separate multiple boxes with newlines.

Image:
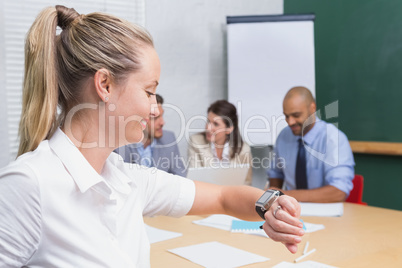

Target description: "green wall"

left=285, top=0, right=402, bottom=210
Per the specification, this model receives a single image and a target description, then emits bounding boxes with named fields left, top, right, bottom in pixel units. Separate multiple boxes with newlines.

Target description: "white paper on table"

left=192, top=214, right=240, bottom=231
left=304, top=222, right=325, bottom=233
left=168, top=241, right=269, bottom=268
left=145, top=224, right=182, bottom=244
left=300, top=203, right=343, bottom=217
left=245, top=230, right=269, bottom=238
left=273, top=260, right=337, bottom=268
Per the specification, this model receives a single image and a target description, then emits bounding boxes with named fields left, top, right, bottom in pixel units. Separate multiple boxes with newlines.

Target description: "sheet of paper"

left=145, top=224, right=182, bottom=244
left=304, top=222, right=325, bottom=233
left=193, top=214, right=240, bottom=231
left=231, top=220, right=265, bottom=232
left=231, top=220, right=269, bottom=238
left=194, top=214, right=324, bottom=235
left=168, top=241, right=269, bottom=268
left=300, top=202, right=343, bottom=217
left=273, top=261, right=337, bottom=268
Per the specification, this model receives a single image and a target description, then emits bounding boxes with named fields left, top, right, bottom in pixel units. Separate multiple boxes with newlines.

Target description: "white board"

left=227, top=15, right=316, bottom=146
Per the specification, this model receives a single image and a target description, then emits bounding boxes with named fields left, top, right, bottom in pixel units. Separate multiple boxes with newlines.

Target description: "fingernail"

left=295, top=237, right=302, bottom=243
left=299, top=219, right=306, bottom=230
left=299, top=229, right=305, bottom=236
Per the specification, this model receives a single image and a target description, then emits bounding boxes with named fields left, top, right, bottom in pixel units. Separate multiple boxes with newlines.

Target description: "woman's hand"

left=260, top=195, right=304, bottom=254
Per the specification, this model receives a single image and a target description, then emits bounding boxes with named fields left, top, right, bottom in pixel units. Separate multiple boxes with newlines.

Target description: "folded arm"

left=282, top=185, right=346, bottom=203
left=269, top=177, right=347, bottom=202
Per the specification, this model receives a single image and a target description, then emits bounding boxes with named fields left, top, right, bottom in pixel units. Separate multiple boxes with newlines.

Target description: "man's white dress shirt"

left=0, top=128, right=195, bottom=267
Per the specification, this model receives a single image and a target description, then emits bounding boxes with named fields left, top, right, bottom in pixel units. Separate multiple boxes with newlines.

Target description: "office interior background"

left=1, top=0, right=401, bottom=210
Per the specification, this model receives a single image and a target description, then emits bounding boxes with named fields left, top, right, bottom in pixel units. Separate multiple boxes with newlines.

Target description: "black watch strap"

left=256, top=206, right=266, bottom=220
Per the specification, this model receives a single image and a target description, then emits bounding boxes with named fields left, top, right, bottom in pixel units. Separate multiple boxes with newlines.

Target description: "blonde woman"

left=0, top=5, right=304, bottom=267
left=188, top=100, right=253, bottom=184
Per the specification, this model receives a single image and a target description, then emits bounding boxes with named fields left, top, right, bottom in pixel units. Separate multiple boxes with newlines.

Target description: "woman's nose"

left=206, top=122, right=213, bottom=132
left=150, top=103, right=160, bottom=117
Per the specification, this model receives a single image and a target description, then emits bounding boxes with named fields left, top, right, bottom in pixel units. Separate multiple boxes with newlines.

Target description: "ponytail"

left=18, top=5, right=153, bottom=156
left=18, top=7, right=58, bottom=156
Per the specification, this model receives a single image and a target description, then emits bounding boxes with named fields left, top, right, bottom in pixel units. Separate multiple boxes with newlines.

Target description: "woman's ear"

left=226, top=126, right=234, bottom=135
left=94, top=68, right=112, bottom=102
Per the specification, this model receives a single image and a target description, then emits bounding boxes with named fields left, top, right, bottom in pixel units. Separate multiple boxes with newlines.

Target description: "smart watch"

left=255, top=189, right=284, bottom=220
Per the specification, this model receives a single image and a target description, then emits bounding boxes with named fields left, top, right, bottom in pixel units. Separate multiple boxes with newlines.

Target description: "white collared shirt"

left=210, top=141, right=230, bottom=165
left=0, top=128, right=195, bottom=267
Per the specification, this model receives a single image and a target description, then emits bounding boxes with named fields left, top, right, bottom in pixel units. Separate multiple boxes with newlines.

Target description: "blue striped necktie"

left=296, top=138, right=308, bottom=189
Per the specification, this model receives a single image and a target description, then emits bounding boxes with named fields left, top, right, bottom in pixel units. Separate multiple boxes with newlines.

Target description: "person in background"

left=188, top=100, right=253, bottom=185
left=114, top=94, right=186, bottom=176
left=267, top=86, right=355, bottom=202
left=0, top=6, right=304, bottom=267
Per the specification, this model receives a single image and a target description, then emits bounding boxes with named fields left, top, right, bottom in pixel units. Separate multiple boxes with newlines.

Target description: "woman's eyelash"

left=146, top=91, right=156, bottom=97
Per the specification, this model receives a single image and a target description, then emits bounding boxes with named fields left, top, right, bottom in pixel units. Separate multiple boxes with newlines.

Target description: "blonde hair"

left=18, top=5, right=153, bottom=156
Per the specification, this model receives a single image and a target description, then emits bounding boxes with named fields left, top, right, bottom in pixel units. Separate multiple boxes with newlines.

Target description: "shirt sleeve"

left=187, top=135, right=198, bottom=168
left=267, top=139, right=285, bottom=180
left=169, top=138, right=187, bottom=177
left=140, top=168, right=195, bottom=217
left=324, top=130, right=355, bottom=195
left=0, top=162, right=42, bottom=267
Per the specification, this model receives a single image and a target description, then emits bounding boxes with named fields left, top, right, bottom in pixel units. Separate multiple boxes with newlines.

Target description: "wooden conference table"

left=145, top=203, right=402, bottom=267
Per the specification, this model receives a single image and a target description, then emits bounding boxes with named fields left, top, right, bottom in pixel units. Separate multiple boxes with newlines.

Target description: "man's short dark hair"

left=156, top=94, right=164, bottom=105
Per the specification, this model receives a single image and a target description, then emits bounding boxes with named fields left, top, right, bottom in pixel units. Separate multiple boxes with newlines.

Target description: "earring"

left=104, top=96, right=109, bottom=102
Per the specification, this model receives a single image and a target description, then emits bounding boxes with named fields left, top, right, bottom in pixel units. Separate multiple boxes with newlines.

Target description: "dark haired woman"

left=188, top=100, right=252, bottom=185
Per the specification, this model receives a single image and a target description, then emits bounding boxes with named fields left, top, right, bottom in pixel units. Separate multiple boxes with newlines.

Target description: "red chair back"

left=346, top=174, right=367, bottom=205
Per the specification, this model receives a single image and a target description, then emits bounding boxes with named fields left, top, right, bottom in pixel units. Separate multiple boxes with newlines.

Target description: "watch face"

left=255, top=190, right=278, bottom=220
left=258, top=190, right=275, bottom=203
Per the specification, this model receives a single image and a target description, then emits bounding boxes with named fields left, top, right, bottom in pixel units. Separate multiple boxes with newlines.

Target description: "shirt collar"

left=138, top=139, right=156, bottom=152
left=301, top=118, right=325, bottom=145
left=210, top=142, right=230, bottom=160
left=48, top=128, right=109, bottom=194
left=101, top=158, right=132, bottom=196
left=143, top=139, right=156, bottom=148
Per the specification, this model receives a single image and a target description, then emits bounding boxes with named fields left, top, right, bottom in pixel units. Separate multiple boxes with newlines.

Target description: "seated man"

left=267, top=86, right=355, bottom=202
left=115, top=94, right=187, bottom=176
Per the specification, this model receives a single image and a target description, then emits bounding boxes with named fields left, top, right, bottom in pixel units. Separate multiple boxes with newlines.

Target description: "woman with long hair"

left=188, top=100, right=253, bottom=184
left=0, top=6, right=303, bottom=266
